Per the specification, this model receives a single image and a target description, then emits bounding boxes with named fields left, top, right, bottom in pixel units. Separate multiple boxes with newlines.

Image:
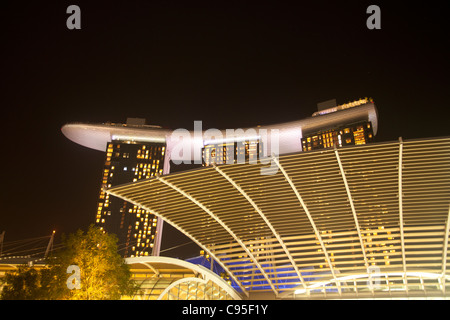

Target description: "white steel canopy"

left=125, top=256, right=241, bottom=300
left=106, top=136, right=450, bottom=299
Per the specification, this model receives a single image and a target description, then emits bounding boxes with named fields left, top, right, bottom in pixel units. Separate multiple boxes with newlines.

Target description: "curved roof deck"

left=61, top=122, right=171, bottom=152
left=106, top=136, right=450, bottom=299
left=61, top=102, right=378, bottom=158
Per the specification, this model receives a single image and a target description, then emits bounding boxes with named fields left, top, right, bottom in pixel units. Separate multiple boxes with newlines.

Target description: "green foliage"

left=1, top=225, right=137, bottom=300
left=1, top=266, right=41, bottom=300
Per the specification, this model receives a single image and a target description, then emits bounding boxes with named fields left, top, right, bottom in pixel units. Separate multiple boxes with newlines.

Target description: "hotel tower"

left=62, top=98, right=378, bottom=258
left=94, top=118, right=167, bottom=257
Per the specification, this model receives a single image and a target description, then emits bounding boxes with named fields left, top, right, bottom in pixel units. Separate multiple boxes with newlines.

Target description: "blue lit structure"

left=186, top=255, right=336, bottom=294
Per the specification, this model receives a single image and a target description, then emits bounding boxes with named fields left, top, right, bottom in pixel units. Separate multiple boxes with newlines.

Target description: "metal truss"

left=107, top=136, right=450, bottom=299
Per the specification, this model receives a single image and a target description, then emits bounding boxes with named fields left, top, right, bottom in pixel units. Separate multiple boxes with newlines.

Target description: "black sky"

left=1, top=1, right=449, bottom=258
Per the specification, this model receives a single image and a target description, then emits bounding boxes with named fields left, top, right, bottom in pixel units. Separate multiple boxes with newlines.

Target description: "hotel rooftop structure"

left=61, top=98, right=378, bottom=163
left=62, top=98, right=450, bottom=299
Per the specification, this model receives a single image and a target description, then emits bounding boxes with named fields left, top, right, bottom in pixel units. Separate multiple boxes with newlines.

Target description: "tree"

left=1, top=266, right=42, bottom=300
left=49, top=224, right=137, bottom=299
left=1, top=225, right=137, bottom=300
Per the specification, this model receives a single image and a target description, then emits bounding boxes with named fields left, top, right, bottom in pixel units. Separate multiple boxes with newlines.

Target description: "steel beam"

left=398, top=137, right=408, bottom=292
left=214, top=164, right=308, bottom=291
left=334, top=147, right=369, bottom=270
left=155, top=175, right=280, bottom=296
left=442, top=204, right=450, bottom=293
left=105, top=185, right=250, bottom=297
left=272, top=154, right=342, bottom=295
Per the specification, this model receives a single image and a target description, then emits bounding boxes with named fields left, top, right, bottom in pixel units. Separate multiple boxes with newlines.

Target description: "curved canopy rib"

left=156, top=174, right=280, bottom=296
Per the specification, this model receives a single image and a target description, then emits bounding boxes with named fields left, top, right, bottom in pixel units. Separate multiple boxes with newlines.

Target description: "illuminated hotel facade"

left=202, top=140, right=261, bottom=166
left=61, top=97, right=380, bottom=266
left=62, top=97, right=378, bottom=165
left=88, top=99, right=375, bottom=258
left=61, top=98, right=450, bottom=299
left=96, top=135, right=166, bottom=257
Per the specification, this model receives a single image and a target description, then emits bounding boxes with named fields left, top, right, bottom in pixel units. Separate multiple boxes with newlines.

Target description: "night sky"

left=1, top=1, right=449, bottom=259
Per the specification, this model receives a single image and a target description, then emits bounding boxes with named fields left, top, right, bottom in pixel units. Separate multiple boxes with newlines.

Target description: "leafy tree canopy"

left=1, top=225, right=137, bottom=300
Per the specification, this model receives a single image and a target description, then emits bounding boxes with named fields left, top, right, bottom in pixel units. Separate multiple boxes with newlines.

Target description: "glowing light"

left=203, top=136, right=261, bottom=146
left=312, top=97, right=373, bottom=117
left=111, top=135, right=166, bottom=143
left=293, top=271, right=450, bottom=295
